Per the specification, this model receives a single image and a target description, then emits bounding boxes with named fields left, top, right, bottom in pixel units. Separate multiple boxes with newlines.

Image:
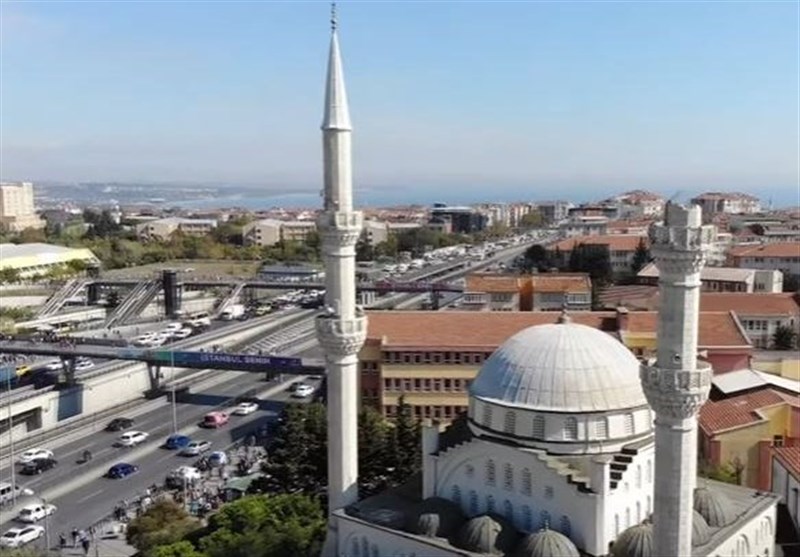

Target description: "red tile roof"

left=626, top=311, right=750, bottom=348
left=549, top=235, right=646, bottom=253
left=772, top=445, right=800, bottom=480
left=729, top=243, right=800, bottom=259
left=531, top=274, right=591, bottom=294
left=700, top=293, right=800, bottom=316
left=699, top=389, right=795, bottom=435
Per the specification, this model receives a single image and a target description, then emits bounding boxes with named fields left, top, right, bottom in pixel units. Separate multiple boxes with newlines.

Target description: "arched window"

left=625, top=507, right=631, bottom=528
left=469, top=490, right=479, bottom=516
left=564, top=417, right=578, bottom=440
left=371, top=545, right=379, bottom=557
left=521, top=468, right=532, bottom=495
left=486, top=460, right=496, bottom=486
left=504, top=500, right=514, bottom=522
left=351, top=538, right=361, bottom=557
left=532, top=415, right=545, bottom=438
left=522, top=505, right=533, bottom=531
left=486, top=495, right=496, bottom=514
left=646, top=460, right=652, bottom=483
left=540, top=511, right=551, bottom=529
left=504, top=411, right=516, bottom=434
left=361, top=537, right=369, bottom=557
left=647, top=495, right=652, bottom=513
left=451, top=485, right=462, bottom=506
left=624, top=413, right=635, bottom=435
left=636, top=465, right=642, bottom=488
left=595, top=417, right=608, bottom=439
left=503, top=463, right=514, bottom=491
left=636, top=501, right=641, bottom=523
left=560, top=516, right=572, bottom=537
left=615, top=514, right=620, bottom=536
left=482, top=405, right=493, bottom=427
left=545, top=486, right=554, bottom=499
left=466, top=464, right=475, bottom=478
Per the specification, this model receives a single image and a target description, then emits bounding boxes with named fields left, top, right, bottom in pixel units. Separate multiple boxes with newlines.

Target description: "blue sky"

left=1, top=0, right=798, bottom=205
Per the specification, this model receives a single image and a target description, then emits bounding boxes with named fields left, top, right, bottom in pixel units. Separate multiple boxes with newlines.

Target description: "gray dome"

left=470, top=323, right=647, bottom=413
left=515, top=528, right=580, bottom=557
left=611, top=523, right=653, bottom=557
left=456, top=514, right=518, bottom=555
left=694, top=487, right=735, bottom=527
left=692, top=510, right=712, bottom=546
left=406, top=497, right=465, bottom=538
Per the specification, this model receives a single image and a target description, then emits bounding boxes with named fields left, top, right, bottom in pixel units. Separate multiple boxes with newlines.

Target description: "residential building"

left=700, top=293, right=800, bottom=349
left=0, top=243, right=99, bottom=279
left=135, top=217, right=217, bottom=240
left=535, top=200, right=573, bottom=224
left=462, top=272, right=592, bottom=312
left=558, top=215, right=609, bottom=238
left=548, top=234, right=646, bottom=276
left=242, top=218, right=317, bottom=247
left=728, top=243, right=800, bottom=279
left=770, top=445, right=800, bottom=537
left=0, top=182, right=45, bottom=232
left=608, top=190, right=665, bottom=218
left=429, top=204, right=487, bottom=234
left=361, top=220, right=421, bottom=246
left=637, top=263, right=784, bottom=293
left=692, top=192, right=762, bottom=216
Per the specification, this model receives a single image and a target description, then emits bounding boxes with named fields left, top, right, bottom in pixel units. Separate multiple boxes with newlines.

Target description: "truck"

left=220, top=304, right=246, bottom=321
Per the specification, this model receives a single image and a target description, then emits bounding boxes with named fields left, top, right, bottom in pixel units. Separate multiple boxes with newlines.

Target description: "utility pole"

left=171, top=350, right=178, bottom=433
left=6, top=373, right=16, bottom=505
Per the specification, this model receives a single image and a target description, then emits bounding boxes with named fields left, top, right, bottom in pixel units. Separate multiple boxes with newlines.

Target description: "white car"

left=164, top=322, right=183, bottom=332
left=18, top=449, right=53, bottom=464
left=170, top=466, right=202, bottom=482
left=43, top=360, right=63, bottom=372
left=16, top=504, right=56, bottom=523
left=292, top=384, right=315, bottom=398
left=172, top=328, right=192, bottom=340
left=118, top=431, right=149, bottom=447
left=180, top=440, right=212, bottom=456
left=75, top=360, right=94, bottom=371
left=233, top=402, right=258, bottom=416
left=0, top=525, right=45, bottom=548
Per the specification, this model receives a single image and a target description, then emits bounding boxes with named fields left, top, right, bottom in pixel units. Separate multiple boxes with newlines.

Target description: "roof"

left=0, top=243, right=98, bottom=270
left=699, top=388, right=798, bottom=435
left=549, top=234, right=646, bottom=253
left=322, top=29, right=351, bottom=131
left=596, top=285, right=660, bottom=310
left=729, top=242, right=800, bottom=259
left=771, top=445, right=800, bottom=480
left=470, top=322, right=647, bottom=413
left=700, top=293, right=800, bottom=316
left=692, top=192, right=759, bottom=201
left=531, top=274, right=591, bottom=294
left=0, top=243, right=86, bottom=258
left=638, top=263, right=757, bottom=283
left=712, top=368, right=800, bottom=396
left=464, top=273, right=591, bottom=295
left=625, top=311, right=751, bottom=348
left=465, top=274, right=523, bottom=294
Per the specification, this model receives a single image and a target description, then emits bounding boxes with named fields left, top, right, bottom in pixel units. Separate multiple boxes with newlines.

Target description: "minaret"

left=315, top=0, right=367, bottom=543
left=640, top=203, right=715, bottom=556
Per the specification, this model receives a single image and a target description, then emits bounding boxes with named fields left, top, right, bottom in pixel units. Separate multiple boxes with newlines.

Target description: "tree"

left=355, top=232, right=374, bottom=262
left=126, top=500, right=201, bottom=557
left=567, top=244, right=613, bottom=286
left=150, top=541, right=205, bottom=557
left=783, top=273, right=800, bottom=293
left=772, top=324, right=798, bottom=350
left=0, top=267, right=20, bottom=285
left=390, top=395, right=421, bottom=484
left=631, top=237, right=651, bottom=274
left=521, top=244, right=549, bottom=272
left=359, top=406, right=392, bottom=496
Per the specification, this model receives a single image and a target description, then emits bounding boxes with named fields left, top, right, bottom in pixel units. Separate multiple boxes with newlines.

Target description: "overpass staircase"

left=215, top=282, right=246, bottom=317
left=36, top=278, right=88, bottom=317
left=104, top=280, right=161, bottom=328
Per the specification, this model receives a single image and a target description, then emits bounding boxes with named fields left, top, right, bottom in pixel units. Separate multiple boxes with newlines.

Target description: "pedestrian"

left=71, top=527, right=79, bottom=548
left=81, top=537, right=90, bottom=556
left=59, top=532, right=66, bottom=552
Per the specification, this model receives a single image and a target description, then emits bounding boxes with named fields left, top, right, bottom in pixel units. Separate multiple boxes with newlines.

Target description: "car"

left=42, top=360, right=63, bottom=372
left=171, top=328, right=192, bottom=340
left=18, top=448, right=53, bottom=464
left=292, top=384, right=315, bottom=398
left=117, top=431, right=149, bottom=447
left=16, top=503, right=56, bottom=523
left=19, top=458, right=57, bottom=476
left=0, top=483, right=33, bottom=507
left=163, top=322, right=183, bottom=332
left=207, top=451, right=228, bottom=467
left=105, top=417, right=135, bottom=432
left=165, top=466, right=202, bottom=488
left=180, top=440, right=212, bottom=457
left=164, top=434, right=192, bottom=450
left=287, top=381, right=304, bottom=393
left=107, top=463, right=139, bottom=479
left=232, top=402, right=258, bottom=416
left=202, top=412, right=229, bottom=428
left=0, top=526, right=45, bottom=548
left=74, top=360, right=94, bottom=371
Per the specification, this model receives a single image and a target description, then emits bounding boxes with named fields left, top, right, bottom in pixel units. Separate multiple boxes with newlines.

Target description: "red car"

left=202, top=412, right=229, bottom=428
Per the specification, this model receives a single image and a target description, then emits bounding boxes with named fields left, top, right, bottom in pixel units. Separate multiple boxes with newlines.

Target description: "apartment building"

left=692, top=192, right=762, bottom=216
left=135, top=217, right=218, bottom=240
left=0, top=182, right=45, bottom=232
left=242, top=219, right=316, bottom=247
left=558, top=215, right=609, bottom=238
left=700, top=293, right=800, bottom=349
left=462, top=272, right=592, bottom=311
left=728, top=243, right=800, bottom=279
left=534, top=200, right=573, bottom=225
left=609, top=190, right=665, bottom=218
left=548, top=234, right=646, bottom=276
left=362, top=220, right=421, bottom=246
left=637, top=263, right=784, bottom=293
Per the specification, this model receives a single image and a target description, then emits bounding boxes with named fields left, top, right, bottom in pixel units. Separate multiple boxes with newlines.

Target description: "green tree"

left=355, top=231, right=374, bottom=261
left=783, top=273, right=800, bottom=293
left=521, top=244, right=549, bottom=272
left=567, top=244, right=613, bottom=286
left=150, top=541, right=206, bottom=557
left=518, top=211, right=543, bottom=228
left=126, top=500, right=201, bottom=557
left=66, top=258, right=88, bottom=274
left=631, top=237, right=651, bottom=274
left=17, top=227, right=47, bottom=243
left=359, top=406, right=392, bottom=496
left=390, top=395, right=421, bottom=484
left=772, top=324, right=798, bottom=350
left=0, top=267, right=20, bottom=284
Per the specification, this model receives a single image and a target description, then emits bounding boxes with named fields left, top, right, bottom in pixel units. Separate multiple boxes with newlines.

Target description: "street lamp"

left=171, top=349, right=178, bottom=433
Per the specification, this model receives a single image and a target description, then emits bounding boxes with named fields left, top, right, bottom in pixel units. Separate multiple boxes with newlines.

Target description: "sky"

left=1, top=0, right=798, bottom=205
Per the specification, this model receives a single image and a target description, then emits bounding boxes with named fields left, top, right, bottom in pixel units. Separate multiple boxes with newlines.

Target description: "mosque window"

left=504, top=411, right=516, bottom=434
left=564, top=417, right=578, bottom=440
left=624, top=413, right=635, bottom=435
left=503, top=463, right=514, bottom=491
left=595, top=417, right=609, bottom=439
left=636, top=501, right=641, bottom=523
left=521, top=468, right=532, bottom=495
left=483, top=405, right=493, bottom=427
left=560, top=516, right=572, bottom=537
left=522, top=505, right=533, bottom=531
left=615, top=514, right=620, bottom=536
left=647, top=495, right=652, bottom=513
left=469, top=491, right=479, bottom=515
left=504, top=500, right=514, bottom=522
left=361, top=537, right=369, bottom=557
left=371, top=545, right=380, bottom=557
left=451, top=485, right=462, bottom=506
left=544, top=486, right=554, bottom=499
left=636, top=465, right=642, bottom=488
left=486, top=495, right=496, bottom=514
left=532, top=415, right=546, bottom=438
left=540, top=511, right=551, bottom=529
left=486, top=460, right=496, bottom=486
left=466, top=464, right=475, bottom=478
left=352, top=538, right=360, bottom=557
left=646, top=460, right=652, bottom=483
left=625, top=507, right=631, bottom=528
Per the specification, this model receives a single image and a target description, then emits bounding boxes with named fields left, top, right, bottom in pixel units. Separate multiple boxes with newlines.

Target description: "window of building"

left=595, top=417, right=608, bottom=439
left=564, top=417, right=578, bottom=440
left=544, top=486, right=554, bottom=499
left=362, top=537, right=369, bottom=557
left=483, top=405, right=493, bottom=427
left=636, top=501, right=641, bottom=523
left=451, top=485, right=462, bottom=506
left=444, top=378, right=451, bottom=391
left=647, top=495, right=652, bottom=513
left=522, top=468, right=532, bottom=495
left=504, top=411, right=516, bottom=434
left=504, top=500, right=514, bottom=522
left=636, top=465, right=642, bottom=488
left=625, top=507, right=631, bottom=528
left=352, top=538, right=360, bottom=557
left=522, top=505, right=533, bottom=531
left=486, top=495, right=496, bottom=514
left=540, top=511, right=551, bottom=529
left=624, top=413, right=635, bottom=435
left=503, top=463, right=514, bottom=491
left=469, top=491, right=478, bottom=516
left=615, top=514, right=620, bottom=536
left=560, top=516, right=571, bottom=537
left=532, top=415, right=545, bottom=438
left=486, top=460, right=496, bottom=486
left=646, top=460, right=652, bottom=483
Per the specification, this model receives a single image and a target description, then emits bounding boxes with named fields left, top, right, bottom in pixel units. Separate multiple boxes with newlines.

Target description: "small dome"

left=406, top=497, right=465, bottom=538
left=456, top=514, right=518, bottom=555
left=470, top=323, right=647, bottom=413
left=692, top=510, right=712, bottom=546
left=611, top=523, right=653, bottom=557
left=515, top=528, right=580, bottom=557
left=694, top=487, right=735, bottom=527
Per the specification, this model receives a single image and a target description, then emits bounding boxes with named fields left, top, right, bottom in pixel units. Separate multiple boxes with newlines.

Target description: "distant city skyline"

left=1, top=1, right=797, bottom=205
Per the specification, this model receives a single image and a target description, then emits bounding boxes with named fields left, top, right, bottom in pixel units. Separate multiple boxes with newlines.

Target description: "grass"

left=102, top=260, right=262, bottom=280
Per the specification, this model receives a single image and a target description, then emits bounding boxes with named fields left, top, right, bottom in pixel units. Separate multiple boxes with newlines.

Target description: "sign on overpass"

left=147, top=350, right=304, bottom=372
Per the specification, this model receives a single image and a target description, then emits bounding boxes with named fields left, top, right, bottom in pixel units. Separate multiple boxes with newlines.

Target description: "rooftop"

left=549, top=234, right=646, bottom=253
left=0, top=243, right=92, bottom=259
left=638, top=263, right=757, bottom=283
left=699, top=388, right=799, bottom=435
left=771, top=445, right=800, bottom=480
left=700, top=293, right=800, bottom=316
left=531, top=274, right=591, bottom=294
left=712, top=368, right=800, bottom=397
left=729, top=242, right=800, bottom=259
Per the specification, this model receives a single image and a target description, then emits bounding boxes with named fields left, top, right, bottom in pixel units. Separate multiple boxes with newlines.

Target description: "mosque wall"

left=335, top=514, right=461, bottom=557
left=704, top=504, right=776, bottom=557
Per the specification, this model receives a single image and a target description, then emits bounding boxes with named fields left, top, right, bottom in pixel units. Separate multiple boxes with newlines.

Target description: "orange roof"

left=465, top=273, right=592, bottom=295
left=549, top=234, right=646, bottom=253
left=772, top=446, right=800, bottom=480
left=729, top=243, right=800, bottom=259
left=626, top=311, right=750, bottom=348
left=700, top=389, right=797, bottom=435
left=530, top=274, right=591, bottom=294
left=465, top=274, right=523, bottom=294
left=700, top=293, right=800, bottom=316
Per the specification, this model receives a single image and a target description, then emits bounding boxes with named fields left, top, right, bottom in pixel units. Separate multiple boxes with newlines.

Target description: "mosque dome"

left=455, top=514, right=518, bottom=555
left=406, top=497, right=465, bottom=538
left=610, top=523, right=653, bottom=557
left=470, top=322, right=647, bottom=413
left=694, top=487, right=735, bottom=527
left=692, top=510, right=712, bottom=546
left=514, top=528, right=580, bottom=557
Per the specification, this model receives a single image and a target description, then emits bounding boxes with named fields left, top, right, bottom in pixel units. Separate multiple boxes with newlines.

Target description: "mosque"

left=315, top=7, right=780, bottom=557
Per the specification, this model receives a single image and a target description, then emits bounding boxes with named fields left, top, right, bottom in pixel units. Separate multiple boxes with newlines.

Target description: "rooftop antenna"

left=331, top=2, right=337, bottom=33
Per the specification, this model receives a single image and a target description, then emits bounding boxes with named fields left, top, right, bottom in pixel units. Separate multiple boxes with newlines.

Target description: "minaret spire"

left=316, top=4, right=367, bottom=555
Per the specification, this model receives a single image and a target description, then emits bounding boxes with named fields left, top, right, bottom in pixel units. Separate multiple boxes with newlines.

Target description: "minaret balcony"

left=640, top=360, right=712, bottom=420
left=317, top=211, right=363, bottom=248
left=649, top=223, right=716, bottom=252
left=315, top=312, right=367, bottom=357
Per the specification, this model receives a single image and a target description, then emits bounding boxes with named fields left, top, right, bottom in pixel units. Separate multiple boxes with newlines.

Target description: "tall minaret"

left=315, top=0, right=366, bottom=546
left=640, top=203, right=715, bottom=556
